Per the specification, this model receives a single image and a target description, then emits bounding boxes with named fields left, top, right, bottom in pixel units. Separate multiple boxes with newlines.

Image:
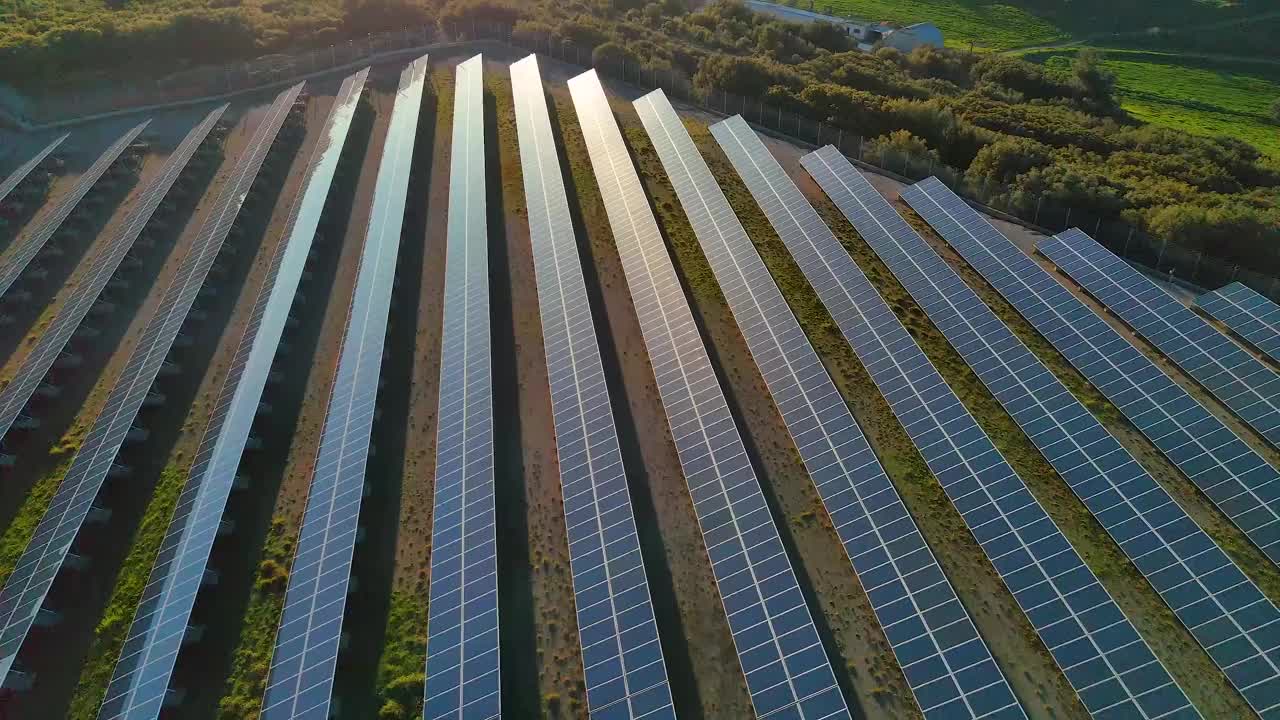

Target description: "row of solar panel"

left=5, top=50, right=1280, bottom=720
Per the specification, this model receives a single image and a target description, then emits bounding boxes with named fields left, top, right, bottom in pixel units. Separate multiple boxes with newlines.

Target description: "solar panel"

left=1196, top=282, right=1280, bottom=365
left=511, top=57, right=675, bottom=720
left=568, top=70, right=850, bottom=720
left=648, top=103, right=1023, bottom=720
left=0, top=107, right=225, bottom=453
left=906, top=181, right=1280, bottom=573
left=860, top=174, right=1280, bottom=717
left=0, top=133, right=68, bottom=205
left=0, top=82, right=302, bottom=687
left=260, top=57, right=426, bottom=720
left=1041, top=229, right=1280, bottom=449
left=420, top=55, right=501, bottom=720
left=95, top=70, right=368, bottom=720
left=0, top=122, right=147, bottom=302
left=796, top=144, right=1199, bottom=720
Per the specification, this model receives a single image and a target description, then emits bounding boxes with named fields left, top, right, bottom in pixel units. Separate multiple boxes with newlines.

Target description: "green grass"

left=66, top=464, right=188, bottom=720
left=215, top=515, right=294, bottom=720
left=372, top=591, right=427, bottom=720
left=0, top=457, right=72, bottom=585
left=1035, top=49, right=1280, bottom=156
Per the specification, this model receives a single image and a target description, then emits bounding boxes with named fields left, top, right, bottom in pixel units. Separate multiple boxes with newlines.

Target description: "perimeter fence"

left=11, top=17, right=1277, bottom=301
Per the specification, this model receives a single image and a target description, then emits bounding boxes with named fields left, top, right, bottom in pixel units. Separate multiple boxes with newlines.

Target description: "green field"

left=819, top=0, right=1249, bottom=51
left=1037, top=50, right=1280, bottom=156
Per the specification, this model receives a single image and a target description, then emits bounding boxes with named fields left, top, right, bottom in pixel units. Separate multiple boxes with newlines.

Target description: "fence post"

left=1123, top=227, right=1133, bottom=256
left=1193, top=251, right=1202, bottom=282
left=1157, top=238, right=1168, bottom=268
left=1063, top=207, right=1072, bottom=231
left=818, top=121, right=823, bottom=145
left=837, top=127, right=843, bottom=152
left=1034, top=195, right=1042, bottom=225
left=1231, top=265, right=1239, bottom=282
left=1094, top=218, right=1102, bottom=237
left=858, top=137, right=864, bottom=160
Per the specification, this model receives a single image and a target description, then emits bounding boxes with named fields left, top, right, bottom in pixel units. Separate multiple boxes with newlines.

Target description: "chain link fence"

left=13, top=18, right=1278, bottom=301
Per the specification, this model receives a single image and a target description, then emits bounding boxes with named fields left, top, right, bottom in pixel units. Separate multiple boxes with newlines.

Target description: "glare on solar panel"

left=0, top=133, right=68, bottom=206
left=906, top=178, right=1280, bottom=578
left=421, top=54, right=501, bottom=720
left=0, top=107, right=225, bottom=454
left=95, top=70, right=368, bottom=720
left=511, top=56, right=675, bottom=720
left=646, top=103, right=1023, bottom=720
left=0, top=122, right=148, bottom=302
left=861, top=174, right=1280, bottom=718
left=569, top=70, right=850, bottom=720
left=1040, top=229, right=1280, bottom=449
left=260, top=57, right=425, bottom=720
left=0, top=83, right=302, bottom=688
left=1196, top=282, right=1280, bottom=365
left=798, top=144, right=1198, bottom=720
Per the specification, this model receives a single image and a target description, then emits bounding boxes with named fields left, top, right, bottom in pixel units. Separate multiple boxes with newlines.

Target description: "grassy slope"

left=1037, top=50, right=1280, bottom=157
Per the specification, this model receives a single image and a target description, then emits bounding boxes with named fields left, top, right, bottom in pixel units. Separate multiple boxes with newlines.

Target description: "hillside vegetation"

left=3, top=0, right=1278, bottom=272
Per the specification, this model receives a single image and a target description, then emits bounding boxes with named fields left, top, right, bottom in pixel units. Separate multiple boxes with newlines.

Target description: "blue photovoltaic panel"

left=569, top=70, right=850, bottom=720
left=800, top=144, right=1198, bottom=720
left=1196, top=282, right=1280, bottom=365
left=0, top=108, right=225, bottom=452
left=0, top=133, right=68, bottom=205
left=260, top=57, right=425, bottom=720
left=512, top=56, right=674, bottom=720
left=885, top=177, right=1280, bottom=717
left=1041, top=229, right=1280, bottom=448
left=661, top=106, right=1023, bottom=720
left=95, top=70, right=368, bottom=720
left=0, top=122, right=147, bottom=301
left=900, top=178, right=1280, bottom=575
left=422, top=55, right=501, bottom=720
left=0, top=83, right=302, bottom=687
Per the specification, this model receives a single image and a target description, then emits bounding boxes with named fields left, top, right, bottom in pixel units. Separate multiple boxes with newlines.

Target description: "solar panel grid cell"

left=0, top=107, right=224, bottom=452
left=0, top=133, right=69, bottom=205
left=898, top=177, right=1280, bottom=574
left=0, top=122, right=148, bottom=302
left=0, top=83, right=302, bottom=687
left=260, top=58, right=426, bottom=720
left=95, top=71, right=368, bottom=720
left=567, top=71, right=849, bottom=720
left=798, top=145, right=1198, bottom=720
left=651, top=107, right=1022, bottom=720
left=511, top=55, right=674, bottom=720
left=422, top=54, right=501, bottom=720
left=881, top=178, right=1280, bottom=718
left=1196, top=283, right=1280, bottom=365
left=1040, top=230, right=1280, bottom=450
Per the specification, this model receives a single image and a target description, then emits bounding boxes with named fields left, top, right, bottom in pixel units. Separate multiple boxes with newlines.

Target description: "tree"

left=1072, top=48, right=1116, bottom=105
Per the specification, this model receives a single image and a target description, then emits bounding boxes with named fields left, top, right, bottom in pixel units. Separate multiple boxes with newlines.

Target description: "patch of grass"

left=822, top=0, right=1067, bottom=50
left=215, top=515, right=295, bottom=720
left=371, top=591, right=427, bottom=720
left=65, top=464, right=188, bottom=720
left=1034, top=49, right=1280, bottom=156
left=0, top=456, right=72, bottom=585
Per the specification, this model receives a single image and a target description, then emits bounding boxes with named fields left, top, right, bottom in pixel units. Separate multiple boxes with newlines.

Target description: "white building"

left=743, top=0, right=944, bottom=53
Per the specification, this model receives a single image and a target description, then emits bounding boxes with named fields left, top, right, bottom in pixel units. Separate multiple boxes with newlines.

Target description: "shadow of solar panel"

left=0, top=82, right=302, bottom=688
left=0, top=107, right=225, bottom=454
left=511, top=55, right=675, bottom=720
left=643, top=107, right=1021, bottom=720
left=1197, top=283, right=1280, bottom=365
left=799, top=146, right=1198, bottom=720
left=0, top=133, right=68, bottom=205
left=421, top=55, right=501, bottom=720
left=568, top=71, right=849, bottom=720
left=95, top=70, right=368, bottom=720
left=881, top=177, right=1280, bottom=717
left=260, top=57, right=426, bottom=720
left=1041, top=230, right=1280, bottom=450
left=0, top=122, right=147, bottom=301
